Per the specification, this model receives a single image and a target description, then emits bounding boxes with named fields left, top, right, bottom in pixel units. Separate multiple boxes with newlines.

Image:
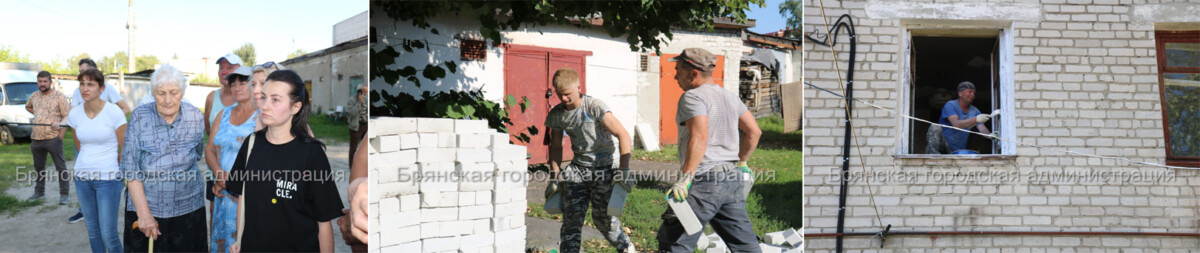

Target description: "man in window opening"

left=938, top=81, right=993, bottom=154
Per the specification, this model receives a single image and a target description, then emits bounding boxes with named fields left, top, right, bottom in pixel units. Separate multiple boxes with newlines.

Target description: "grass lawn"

left=309, top=114, right=352, bottom=144
left=0, top=132, right=77, bottom=215
left=530, top=116, right=801, bottom=252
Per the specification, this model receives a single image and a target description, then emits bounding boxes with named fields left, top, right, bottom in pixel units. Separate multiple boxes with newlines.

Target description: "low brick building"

left=802, top=0, right=1199, bottom=250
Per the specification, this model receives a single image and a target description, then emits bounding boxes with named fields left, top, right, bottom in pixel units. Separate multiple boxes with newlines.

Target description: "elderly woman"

left=120, top=64, right=208, bottom=252
left=206, top=65, right=256, bottom=252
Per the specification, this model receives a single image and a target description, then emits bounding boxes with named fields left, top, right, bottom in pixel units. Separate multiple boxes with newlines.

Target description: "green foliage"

left=234, top=43, right=256, bottom=66
left=287, top=49, right=308, bottom=59
left=370, top=89, right=512, bottom=133
left=778, top=0, right=802, bottom=39
left=0, top=45, right=32, bottom=63
left=374, top=0, right=764, bottom=54
left=189, top=73, right=220, bottom=85
left=99, top=51, right=159, bottom=73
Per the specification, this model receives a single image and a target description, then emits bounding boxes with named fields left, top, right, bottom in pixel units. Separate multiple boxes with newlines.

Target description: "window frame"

left=1154, top=30, right=1200, bottom=167
left=895, top=21, right=1017, bottom=159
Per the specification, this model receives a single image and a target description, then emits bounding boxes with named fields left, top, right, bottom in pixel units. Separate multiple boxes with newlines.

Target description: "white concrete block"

left=418, top=133, right=438, bottom=148
left=437, top=133, right=457, bottom=148
left=458, top=191, right=476, bottom=206
left=457, top=148, right=493, bottom=162
left=491, top=145, right=526, bottom=162
left=417, top=148, right=456, bottom=162
left=376, top=181, right=418, bottom=199
left=374, top=117, right=418, bottom=136
left=759, top=243, right=787, bottom=253
left=420, top=191, right=459, bottom=208
left=457, top=162, right=495, bottom=192
left=459, top=204, right=494, bottom=220
left=493, top=242, right=524, bottom=253
left=381, top=209, right=419, bottom=229
left=378, top=135, right=401, bottom=152
left=459, top=246, right=494, bottom=253
left=474, top=190, right=491, bottom=204
left=782, top=228, right=803, bottom=247
left=490, top=133, right=511, bottom=147
left=455, top=119, right=491, bottom=134
left=367, top=170, right=379, bottom=202
left=419, top=207, right=458, bottom=223
left=511, top=186, right=527, bottom=202
left=706, top=242, right=727, bottom=253
left=494, top=201, right=525, bottom=217
left=420, top=222, right=439, bottom=238
left=459, top=231, right=495, bottom=250
left=473, top=219, right=491, bottom=234
left=458, top=134, right=492, bottom=148
left=764, top=231, right=787, bottom=245
left=380, top=240, right=420, bottom=253
left=493, top=186, right=515, bottom=204
left=421, top=236, right=460, bottom=252
left=398, top=133, right=420, bottom=150
left=494, top=226, right=526, bottom=245
left=416, top=118, right=455, bottom=133
left=417, top=162, right=457, bottom=192
left=380, top=197, right=399, bottom=214
left=438, top=220, right=473, bottom=237
left=375, top=150, right=416, bottom=169
left=392, top=194, right=416, bottom=213
left=696, top=233, right=711, bottom=250
left=379, top=225, right=419, bottom=247
left=367, top=120, right=379, bottom=138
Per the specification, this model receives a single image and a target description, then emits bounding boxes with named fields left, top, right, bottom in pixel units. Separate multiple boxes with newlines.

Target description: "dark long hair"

left=78, top=69, right=105, bottom=88
left=263, top=70, right=323, bottom=148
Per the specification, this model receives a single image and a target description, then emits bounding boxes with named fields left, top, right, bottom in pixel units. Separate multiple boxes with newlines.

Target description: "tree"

left=0, top=45, right=31, bottom=63
left=287, top=49, right=308, bottom=59
left=234, top=43, right=256, bottom=66
left=370, top=0, right=764, bottom=134
left=99, top=51, right=160, bottom=73
left=779, top=0, right=802, bottom=39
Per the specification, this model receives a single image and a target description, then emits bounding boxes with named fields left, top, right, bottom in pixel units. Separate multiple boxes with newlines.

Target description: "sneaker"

left=68, top=212, right=84, bottom=224
left=59, top=195, right=70, bottom=205
left=26, top=193, right=44, bottom=202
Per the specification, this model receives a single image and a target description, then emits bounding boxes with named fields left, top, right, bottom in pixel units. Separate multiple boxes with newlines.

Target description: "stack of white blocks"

left=697, top=228, right=804, bottom=253
left=368, top=117, right=529, bottom=253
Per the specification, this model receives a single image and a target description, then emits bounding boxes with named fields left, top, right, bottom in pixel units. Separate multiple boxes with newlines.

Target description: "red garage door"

left=503, top=44, right=591, bottom=164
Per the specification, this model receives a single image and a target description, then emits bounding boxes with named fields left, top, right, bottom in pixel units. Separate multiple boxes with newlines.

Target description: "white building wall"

left=803, top=0, right=1200, bottom=250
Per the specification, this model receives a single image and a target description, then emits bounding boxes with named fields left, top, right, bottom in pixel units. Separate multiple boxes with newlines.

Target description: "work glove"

left=665, top=172, right=694, bottom=202
left=737, top=161, right=752, bottom=174
left=975, top=113, right=992, bottom=124
left=615, top=167, right=634, bottom=191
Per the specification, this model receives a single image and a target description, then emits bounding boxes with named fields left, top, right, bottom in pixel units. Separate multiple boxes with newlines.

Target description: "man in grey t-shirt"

left=543, top=68, right=635, bottom=253
left=657, top=48, right=763, bottom=253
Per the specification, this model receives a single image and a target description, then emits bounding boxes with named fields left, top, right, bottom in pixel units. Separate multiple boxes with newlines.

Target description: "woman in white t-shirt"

left=64, top=68, right=128, bottom=253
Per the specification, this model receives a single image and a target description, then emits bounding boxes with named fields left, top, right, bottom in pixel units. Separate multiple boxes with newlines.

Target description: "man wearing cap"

left=657, top=48, right=763, bottom=252
left=938, top=81, right=992, bottom=154
left=205, top=53, right=241, bottom=136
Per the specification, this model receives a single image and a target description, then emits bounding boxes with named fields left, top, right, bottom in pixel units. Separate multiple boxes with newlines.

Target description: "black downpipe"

left=806, top=14, right=857, bottom=253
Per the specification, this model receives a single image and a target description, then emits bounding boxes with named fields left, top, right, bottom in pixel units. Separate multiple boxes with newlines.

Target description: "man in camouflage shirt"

left=543, top=68, right=636, bottom=253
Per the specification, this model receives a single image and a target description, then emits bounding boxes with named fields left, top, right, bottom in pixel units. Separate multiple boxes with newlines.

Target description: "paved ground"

left=0, top=142, right=355, bottom=252
left=524, top=160, right=677, bottom=251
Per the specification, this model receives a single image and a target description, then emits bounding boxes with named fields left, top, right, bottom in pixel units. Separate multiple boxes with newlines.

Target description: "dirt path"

left=0, top=143, right=355, bottom=252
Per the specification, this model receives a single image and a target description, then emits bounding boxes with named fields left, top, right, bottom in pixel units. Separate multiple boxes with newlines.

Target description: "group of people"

left=542, top=48, right=764, bottom=253
left=26, top=53, right=369, bottom=253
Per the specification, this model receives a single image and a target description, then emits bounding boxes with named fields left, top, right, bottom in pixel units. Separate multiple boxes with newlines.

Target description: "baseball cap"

left=224, top=66, right=253, bottom=80
left=217, top=53, right=243, bottom=66
left=669, top=48, right=717, bottom=72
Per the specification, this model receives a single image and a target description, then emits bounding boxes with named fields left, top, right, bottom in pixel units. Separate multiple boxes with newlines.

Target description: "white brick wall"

left=803, top=0, right=1200, bottom=250
left=371, top=117, right=528, bottom=253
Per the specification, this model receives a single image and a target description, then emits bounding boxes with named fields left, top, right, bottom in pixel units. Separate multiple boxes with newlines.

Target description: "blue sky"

left=746, top=0, right=788, bottom=34
left=0, top=0, right=366, bottom=64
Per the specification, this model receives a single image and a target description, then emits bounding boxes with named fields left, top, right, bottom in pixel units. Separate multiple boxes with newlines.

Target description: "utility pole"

left=127, top=0, right=135, bottom=73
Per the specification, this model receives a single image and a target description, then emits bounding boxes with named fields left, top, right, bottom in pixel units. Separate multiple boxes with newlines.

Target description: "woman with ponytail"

left=226, top=70, right=342, bottom=253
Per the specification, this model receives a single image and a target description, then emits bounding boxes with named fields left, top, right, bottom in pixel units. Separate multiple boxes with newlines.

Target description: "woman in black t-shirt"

left=227, top=70, right=344, bottom=253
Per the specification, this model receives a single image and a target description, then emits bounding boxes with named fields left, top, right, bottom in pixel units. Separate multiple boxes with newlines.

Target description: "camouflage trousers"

left=558, top=163, right=633, bottom=253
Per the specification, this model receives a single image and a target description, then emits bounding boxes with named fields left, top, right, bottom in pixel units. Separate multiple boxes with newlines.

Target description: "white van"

left=0, top=62, right=41, bottom=145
